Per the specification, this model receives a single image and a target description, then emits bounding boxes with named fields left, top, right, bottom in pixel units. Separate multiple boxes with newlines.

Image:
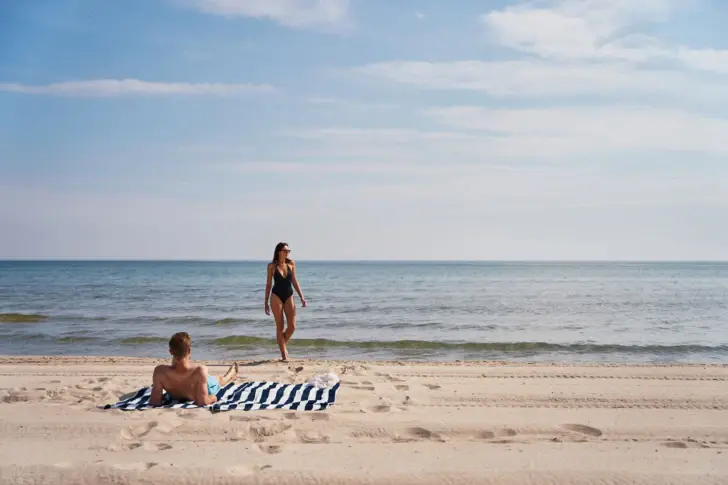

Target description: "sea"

left=0, top=261, right=726, bottom=364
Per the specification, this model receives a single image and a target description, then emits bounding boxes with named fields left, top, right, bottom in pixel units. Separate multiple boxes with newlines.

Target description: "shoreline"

left=1, top=356, right=726, bottom=484
left=2, top=354, right=728, bottom=367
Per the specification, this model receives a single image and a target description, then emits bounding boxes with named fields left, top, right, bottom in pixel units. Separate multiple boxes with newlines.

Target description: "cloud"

left=217, top=160, right=452, bottom=175
left=0, top=79, right=275, bottom=97
left=427, top=105, right=728, bottom=155
left=283, top=103, right=728, bottom=163
left=353, top=60, right=726, bottom=101
left=676, top=48, right=728, bottom=74
left=354, top=1, right=728, bottom=102
left=186, top=0, right=350, bottom=31
left=482, top=0, right=728, bottom=73
left=415, top=11, right=425, bottom=20
left=292, top=127, right=476, bottom=142
left=305, top=96, right=340, bottom=104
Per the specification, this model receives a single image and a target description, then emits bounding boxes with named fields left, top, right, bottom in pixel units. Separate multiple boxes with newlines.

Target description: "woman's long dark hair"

left=272, top=242, right=292, bottom=265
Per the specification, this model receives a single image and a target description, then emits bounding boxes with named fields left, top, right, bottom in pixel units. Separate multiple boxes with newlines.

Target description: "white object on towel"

left=307, top=372, right=340, bottom=389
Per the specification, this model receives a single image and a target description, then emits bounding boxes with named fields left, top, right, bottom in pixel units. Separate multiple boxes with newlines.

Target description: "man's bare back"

left=153, top=363, right=208, bottom=403
left=149, top=332, right=238, bottom=407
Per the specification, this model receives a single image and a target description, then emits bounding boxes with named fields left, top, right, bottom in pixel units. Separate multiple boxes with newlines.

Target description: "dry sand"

left=0, top=356, right=727, bottom=484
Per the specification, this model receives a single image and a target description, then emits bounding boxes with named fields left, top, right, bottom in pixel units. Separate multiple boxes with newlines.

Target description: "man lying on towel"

left=150, top=332, right=239, bottom=407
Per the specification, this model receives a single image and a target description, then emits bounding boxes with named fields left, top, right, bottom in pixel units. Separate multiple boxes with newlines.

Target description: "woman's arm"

left=264, top=263, right=273, bottom=315
left=290, top=261, right=307, bottom=306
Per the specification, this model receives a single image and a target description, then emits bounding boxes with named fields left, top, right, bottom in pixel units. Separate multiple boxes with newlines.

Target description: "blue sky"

left=1, top=0, right=727, bottom=260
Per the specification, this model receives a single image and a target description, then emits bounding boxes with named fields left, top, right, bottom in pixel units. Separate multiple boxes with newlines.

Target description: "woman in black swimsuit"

left=265, top=242, right=307, bottom=361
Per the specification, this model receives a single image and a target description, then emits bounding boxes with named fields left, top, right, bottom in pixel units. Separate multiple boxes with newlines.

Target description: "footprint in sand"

left=367, top=404, right=392, bottom=413
left=310, top=413, right=330, bottom=421
left=402, top=395, right=418, bottom=406
left=231, top=415, right=271, bottom=423
left=296, top=430, right=331, bottom=444
left=423, top=384, right=441, bottom=390
left=258, top=444, right=283, bottom=454
left=121, top=421, right=158, bottom=440
left=351, top=385, right=376, bottom=391
left=250, top=422, right=293, bottom=439
left=112, top=462, right=158, bottom=471
left=474, top=428, right=517, bottom=440
left=405, top=427, right=446, bottom=443
left=377, top=373, right=405, bottom=383
left=340, top=365, right=370, bottom=376
left=142, top=442, right=173, bottom=451
left=155, top=416, right=184, bottom=434
left=561, top=424, right=603, bottom=437
left=227, top=465, right=272, bottom=476
left=394, top=385, right=410, bottom=391
left=175, top=409, right=200, bottom=420
left=283, top=412, right=300, bottom=420
left=663, top=441, right=689, bottom=449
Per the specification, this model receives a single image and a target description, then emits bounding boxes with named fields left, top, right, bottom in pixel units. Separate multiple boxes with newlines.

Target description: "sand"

left=0, top=356, right=727, bottom=484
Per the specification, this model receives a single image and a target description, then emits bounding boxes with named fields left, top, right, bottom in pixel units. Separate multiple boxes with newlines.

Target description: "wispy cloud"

left=353, top=60, right=727, bottom=101
left=427, top=106, right=728, bottom=155
left=305, top=96, right=340, bottom=104
left=483, top=0, right=728, bottom=73
left=217, top=160, right=452, bottom=175
left=354, top=0, right=728, bottom=102
left=185, top=0, right=350, bottom=31
left=0, top=79, right=275, bottom=97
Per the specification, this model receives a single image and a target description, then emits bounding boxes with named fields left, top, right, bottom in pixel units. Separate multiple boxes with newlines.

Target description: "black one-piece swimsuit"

left=272, top=265, right=294, bottom=304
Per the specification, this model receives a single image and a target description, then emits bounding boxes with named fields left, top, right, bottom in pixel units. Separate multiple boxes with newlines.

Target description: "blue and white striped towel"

left=101, top=381, right=340, bottom=412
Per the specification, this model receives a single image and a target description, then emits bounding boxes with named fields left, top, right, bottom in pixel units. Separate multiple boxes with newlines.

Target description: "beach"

left=1, top=356, right=726, bottom=484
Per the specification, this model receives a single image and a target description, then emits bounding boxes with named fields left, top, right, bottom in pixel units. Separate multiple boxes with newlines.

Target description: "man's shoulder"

left=152, top=364, right=172, bottom=379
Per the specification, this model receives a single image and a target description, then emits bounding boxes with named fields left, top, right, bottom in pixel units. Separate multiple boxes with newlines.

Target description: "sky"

left=1, top=0, right=727, bottom=261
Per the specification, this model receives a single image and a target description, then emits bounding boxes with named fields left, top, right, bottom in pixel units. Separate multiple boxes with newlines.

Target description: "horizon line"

left=1, top=259, right=727, bottom=264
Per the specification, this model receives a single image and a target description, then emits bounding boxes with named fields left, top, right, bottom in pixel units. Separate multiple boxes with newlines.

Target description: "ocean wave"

left=205, top=318, right=263, bottom=326
left=207, top=335, right=728, bottom=354
left=119, top=336, right=169, bottom=345
left=0, top=313, right=49, bottom=323
left=0, top=333, right=48, bottom=341
left=55, top=315, right=109, bottom=322
left=56, top=336, right=99, bottom=343
left=0, top=312, right=111, bottom=323
left=110, top=315, right=264, bottom=326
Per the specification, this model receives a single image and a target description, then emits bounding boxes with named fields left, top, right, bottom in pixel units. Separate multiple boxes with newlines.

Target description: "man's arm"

left=193, top=366, right=218, bottom=407
left=149, top=365, right=165, bottom=407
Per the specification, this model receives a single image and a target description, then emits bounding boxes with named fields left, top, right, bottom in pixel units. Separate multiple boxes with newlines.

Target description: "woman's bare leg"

left=282, top=298, right=296, bottom=344
left=270, top=295, right=288, bottom=361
